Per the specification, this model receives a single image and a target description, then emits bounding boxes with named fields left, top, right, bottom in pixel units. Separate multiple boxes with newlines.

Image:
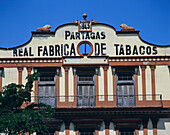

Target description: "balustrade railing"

left=32, top=94, right=163, bottom=108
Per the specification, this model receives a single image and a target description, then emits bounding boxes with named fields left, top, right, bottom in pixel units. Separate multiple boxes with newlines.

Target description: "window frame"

left=77, top=41, right=93, bottom=57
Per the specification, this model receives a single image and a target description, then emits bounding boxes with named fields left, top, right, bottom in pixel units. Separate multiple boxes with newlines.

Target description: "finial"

left=83, top=13, right=87, bottom=21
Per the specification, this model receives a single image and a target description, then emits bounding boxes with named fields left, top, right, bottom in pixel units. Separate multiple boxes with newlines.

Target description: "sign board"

left=0, top=15, right=170, bottom=58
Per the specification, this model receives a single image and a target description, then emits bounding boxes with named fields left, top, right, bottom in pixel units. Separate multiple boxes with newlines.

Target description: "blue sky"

left=0, top=0, right=170, bottom=48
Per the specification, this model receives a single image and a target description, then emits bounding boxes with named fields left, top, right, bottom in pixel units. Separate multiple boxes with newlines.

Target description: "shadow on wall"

left=60, top=123, right=65, bottom=135
left=157, top=118, right=170, bottom=130
left=99, top=121, right=105, bottom=135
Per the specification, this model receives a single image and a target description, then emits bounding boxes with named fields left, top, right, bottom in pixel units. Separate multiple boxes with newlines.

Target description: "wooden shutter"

left=50, top=86, right=55, bottom=107
left=38, top=86, right=43, bottom=104
left=123, top=85, right=128, bottom=106
left=129, top=85, right=135, bottom=106
left=77, top=72, right=95, bottom=107
left=117, top=85, right=123, bottom=106
left=38, top=85, right=56, bottom=107
left=89, top=85, right=95, bottom=106
left=78, top=85, right=83, bottom=106
left=83, top=86, right=89, bottom=106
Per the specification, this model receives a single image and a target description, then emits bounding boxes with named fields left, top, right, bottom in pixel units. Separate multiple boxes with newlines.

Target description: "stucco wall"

left=31, top=68, right=35, bottom=102
left=69, top=67, right=74, bottom=102
left=60, top=67, right=65, bottom=102
left=22, top=67, right=27, bottom=86
left=157, top=118, right=170, bottom=135
left=98, top=66, right=104, bottom=101
left=69, top=122, right=75, bottom=135
left=139, top=124, right=143, bottom=135
left=155, top=66, right=170, bottom=100
left=59, top=123, right=65, bottom=135
left=2, top=67, right=18, bottom=88
left=99, top=121, right=105, bottom=135
left=148, top=119, right=153, bottom=135
left=145, top=66, right=152, bottom=100
left=107, top=66, right=113, bottom=101
left=138, top=67, right=143, bottom=100
left=1, top=24, right=170, bottom=58
left=55, top=120, right=170, bottom=135
left=109, top=122, right=116, bottom=135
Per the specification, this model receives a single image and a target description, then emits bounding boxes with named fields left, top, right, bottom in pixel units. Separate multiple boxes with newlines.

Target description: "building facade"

left=0, top=14, right=170, bottom=135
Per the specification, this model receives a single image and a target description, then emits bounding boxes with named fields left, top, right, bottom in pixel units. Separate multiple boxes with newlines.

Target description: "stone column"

left=0, top=68, right=3, bottom=92
left=34, top=69, right=38, bottom=104
left=73, top=68, right=77, bottom=107
left=65, top=121, right=70, bottom=135
left=104, top=120, right=110, bottom=135
left=141, top=66, right=146, bottom=101
left=112, top=67, right=116, bottom=106
left=142, top=119, right=148, bottom=135
left=18, top=67, right=23, bottom=85
left=95, top=68, right=99, bottom=107
left=151, top=118, right=158, bottom=135
left=150, top=66, right=156, bottom=100
left=56, top=68, right=60, bottom=107
left=64, top=67, right=69, bottom=103
left=27, top=67, right=32, bottom=76
left=103, top=66, right=108, bottom=102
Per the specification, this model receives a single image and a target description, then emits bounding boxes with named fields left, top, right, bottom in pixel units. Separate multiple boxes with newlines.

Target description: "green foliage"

left=0, top=72, right=54, bottom=135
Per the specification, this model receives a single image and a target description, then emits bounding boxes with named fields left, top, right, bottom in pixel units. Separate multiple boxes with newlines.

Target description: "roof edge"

left=0, top=22, right=169, bottom=50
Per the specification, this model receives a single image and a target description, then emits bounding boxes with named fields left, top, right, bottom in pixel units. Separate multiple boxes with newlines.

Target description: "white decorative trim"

left=109, top=57, right=170, bottom=63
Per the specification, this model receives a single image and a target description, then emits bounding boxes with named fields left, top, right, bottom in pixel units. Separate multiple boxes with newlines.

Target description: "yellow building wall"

left=138, top=67, right=143, bottom=100
left=60, top=67, right=65, bottom=102
left=2, top=67, right=18, bottom=88
left=157, top=118, right=170, bottom=135
left=69, top=67, right=74, bottom=102
left=98, top=66, right=104, bottom=101
left=107, top=66, right=113, bottom=101
left=155, top=66, right=170, bottom=100
left=146, top=66, right=152, bottom=100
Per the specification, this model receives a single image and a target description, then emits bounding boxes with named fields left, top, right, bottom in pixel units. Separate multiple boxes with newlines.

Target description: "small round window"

left=77, top=41, right=93, bottom=57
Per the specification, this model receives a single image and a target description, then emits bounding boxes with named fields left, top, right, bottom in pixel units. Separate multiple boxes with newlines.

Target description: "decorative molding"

left=135, top=74, right=138, bottom=102
left=64, top=66, right=69, bottom=72
left=103, top=66, right=108, bottom=71
left=103, top=66, right=108, bottom=102
left=112, top=67, right=116, bottom=75
left=73, top=68, right=76, bottom=75
left=141, top=65, right=146, bottom=101
left=0, top=58, right=62, bottom=65
left=0, top=68, right=3, bottom=92
left=109, top=56, right=170, bottom=63
left=0, top=68, right=3, bottom=77
left=77, top=41, right=93, bottom=57
left=150, top=65, right=156, bottom=100
left=73, top=71, right=77, bottom=107
left=141, top=65, right=146, bottom=70
left=27, top=67, right=32, bottom=73
left=151, top=118, right=158, bottom=127
left=18, top=67, right=23, bottom=85
left=17, top=67, right=23, bottom=72
left=95, top=68, right=99, bottom=75
left=56, top=68, right=60, bottom=76
left=135, top=67, right=139, bottom=75
left=150, top=65, right=156, bottom=70
left=142, top=119, right=149, bottom=135
left=56, top=72, right=60, bottom=107
left=34, top=68, right=38, bottom=73
left=64, top=66, right=69, bottom=103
